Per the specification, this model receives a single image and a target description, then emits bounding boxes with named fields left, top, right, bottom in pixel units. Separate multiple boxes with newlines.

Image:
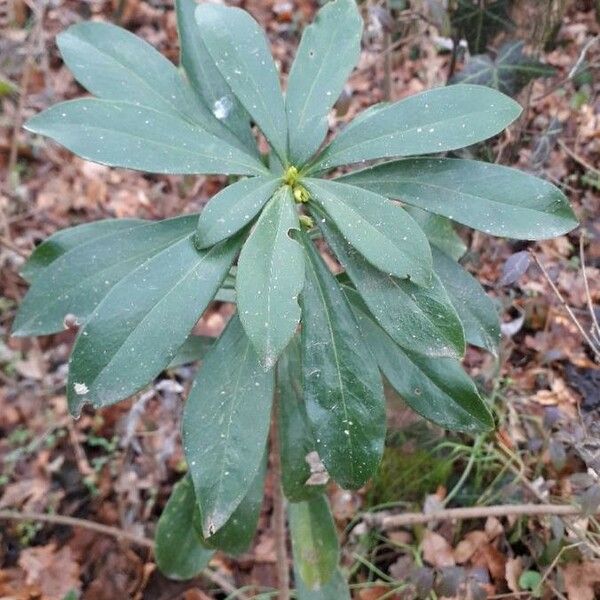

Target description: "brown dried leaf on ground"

left=422, top=531, right=455, bottom=568
left=18, top=543, right=80, bottom=600
left=563, top=561, right=600, bottom=600
left=505, top=557, right=523, bottom=593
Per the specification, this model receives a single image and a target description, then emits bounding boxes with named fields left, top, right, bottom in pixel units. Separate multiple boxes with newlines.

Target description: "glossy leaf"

left=315, top=208, right=465, bottom=358
left=289, top=495, right=339, bottom=590
left=277, top=337, right=324, bottom=502
left=183, top=315, right=274, bottom=537
left=20, top=218, right=146, bottom=282
left=451, top=41, right=555, bottom=96
left=432, top=248, right=500, bottom=355
left=451, top=0, right=513, bottom=53
left=176, top=0, right=257, bottom=154
left=195, top=176, right=280, bottom=249
left=57, top=21, right=222, bottom=136
left=168, top=335, right=214, bottom=368
left=404, top=207, right=466, bottom=261
left=309, top=84, right=521, bottom=172
left=67, top=234, right=241, bottom=414
left=351, top=300, right=494, bottom=432
left=155, top=476, right=214, bottom=580
left=13, top=216, right=197, bottom=337
left=300, top=231, right=385, bottom=489
left=25, top=99, right=267, bottom=176
left=285, top=0, right=362, bottom=165
left=203, top=452, right=266, bottom=555
left=294, top=568, right=351, bottom=600
left=195, top=3, right=288, bottom=161
left=237, top=186, right=304, bottom=369
left=340, top=157, right=578, bottom=239
left=306, top=178, right=432, bottom=286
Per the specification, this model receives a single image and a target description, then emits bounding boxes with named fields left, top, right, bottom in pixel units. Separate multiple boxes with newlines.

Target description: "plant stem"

left=271, top=392, right=290, bottom=600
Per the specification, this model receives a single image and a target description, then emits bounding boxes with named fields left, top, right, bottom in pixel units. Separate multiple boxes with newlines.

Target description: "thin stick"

left=579, top=232, right=600, bottom=342
left=382, top=0, right=392, bottom=101
left=0, top=508, right=248, bottom=598
left=0, top=509, right=153, bottom=548
left=270, top=393, right=290, bottom=600
left=529, top=250, right=600, bottom=359
left=558, top=139, right=600, bottom=176
left=362, top=503, right=589, bottom=530
left=6, top=2, right=45, bottom=189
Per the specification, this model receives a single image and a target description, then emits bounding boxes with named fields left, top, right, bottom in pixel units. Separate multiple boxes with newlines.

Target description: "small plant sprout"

left=14, top=0, right=578, bottom=595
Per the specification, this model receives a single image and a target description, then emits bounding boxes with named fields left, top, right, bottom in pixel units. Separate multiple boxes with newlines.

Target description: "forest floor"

left=0, top=0, right=599, bottom=599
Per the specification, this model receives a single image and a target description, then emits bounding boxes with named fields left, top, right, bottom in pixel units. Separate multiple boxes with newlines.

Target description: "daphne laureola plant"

left=14, top=0, right=577, bottom=594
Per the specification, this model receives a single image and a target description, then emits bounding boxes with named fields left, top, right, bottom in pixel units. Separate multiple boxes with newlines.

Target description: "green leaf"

left=195, top=176, right=280, bottom=249
left=285, top=0, right=362, bottom=165
left=309, top=84, right=521, bottom=172
left=432, top=248, right=500, bottom=355
left=294, top=568, right=351, bottom=600
left=194, top=3, right=288, bottom=161
left=306, top=178, right=432, bottom=286
left=168, top=335, right=214, bottom=368
left=20, top=218, right=146, bottom=282
left=350, top=299, right=494, bottom=432
left=57, top=21, right=228, bottom=139
left=175, top=0, right=257, bottom=154
left=299, top=231, right=385, bottom=489
left=405, top=207, right=466, bottom=261
left=315, top=208, right=465, bottom=358
left=451, top=41, right=555, bottom=96
left=277, top=336, right=324, bottom=502
left=13, top=216, right=197, bottom=337
left=340, top=158, right=578, bottom=239
left=203, top=451, right=266, bottom=555
left=67, top=234, right=241, bottom=414
left=237, top=186, right=304, bottom=369
left=25, top=99, right=267, bottom=176
left=451, top=0, right=513, bottom=54
left=183, top=315, right=274, bottom=537
left=155, top=476, right=214, bottom=580
left=289, top=495, right=339, bottom=590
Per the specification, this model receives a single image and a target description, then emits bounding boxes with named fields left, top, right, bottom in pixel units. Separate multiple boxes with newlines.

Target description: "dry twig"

left=0, top=509, right=248, bottom=598
left=363, top=503, right=592, bottom=530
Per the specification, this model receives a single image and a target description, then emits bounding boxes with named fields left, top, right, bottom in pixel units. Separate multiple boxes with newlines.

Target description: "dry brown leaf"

left=358, top=585, right=395, bottom=600
left=478, top=543, right=506, bottom=580
left=454, top=531, right=488, bottom=564
left=0, top=477, right=49, bottom=511
left=505, top=557, right=523, bottom=593
left=484, top=517, right=504, bottom=540
left=18, top=543, right=80, bottom=600
left=422, top=531, right=455, bottom=568
left=563, top=561, right=600, bottom=600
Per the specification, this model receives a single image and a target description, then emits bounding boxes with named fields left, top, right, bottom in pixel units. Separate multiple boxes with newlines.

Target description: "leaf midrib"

left=304, top=246, right=356, bottom=480
left=315, top=104, right=517, bottom=168
left=351, top=176, right=562, bottom=215
left=79, top=236, right=225, bottom=395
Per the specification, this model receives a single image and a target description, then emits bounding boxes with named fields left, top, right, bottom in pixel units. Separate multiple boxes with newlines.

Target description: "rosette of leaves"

left=14, top=0, right=577, bottom=594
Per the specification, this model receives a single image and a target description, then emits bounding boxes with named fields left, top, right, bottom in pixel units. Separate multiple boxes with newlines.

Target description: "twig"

left=0, top=509, right=153, bottom=548
left=0, top=235, right=28, bottom=258
left=558, top=139, right=600, bottom=176
left=6, top=1, right=46, bottom=190
left=382, top=0, right=392, bottom=101
left=529, top=250, right=600, bottom=360
left=270, top=393, right=290, bottom=600
left=579, top=232, right=600, bottom=344
left=0, top=508, right=248, bottom=599
left=362, top=503, right=590, bottom=530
